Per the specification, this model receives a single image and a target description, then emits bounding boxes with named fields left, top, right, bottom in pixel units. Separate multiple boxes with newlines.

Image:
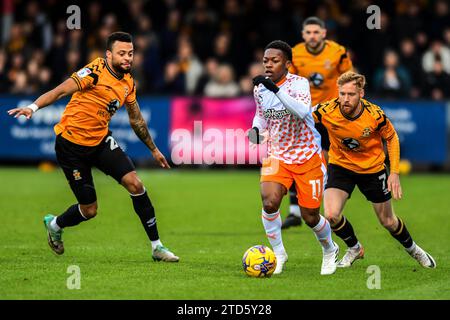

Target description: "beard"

left=111, top=60, right=132, bottom=74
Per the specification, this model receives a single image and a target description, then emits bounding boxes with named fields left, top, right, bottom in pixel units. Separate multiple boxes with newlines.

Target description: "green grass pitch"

left=0, top=167, right=449, bottom=299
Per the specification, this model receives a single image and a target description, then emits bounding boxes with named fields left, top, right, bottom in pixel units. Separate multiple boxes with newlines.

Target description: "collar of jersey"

left=275, top=75, right=287, bottom=87
left=105, top=60, right=124, bottom=80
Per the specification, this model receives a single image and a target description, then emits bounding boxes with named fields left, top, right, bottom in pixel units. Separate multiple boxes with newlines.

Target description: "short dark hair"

left=264, top=40, right=292, bottom=61
left=302, top=16, right=325, bottom=29
left=106, top=32, right=133, bottom=51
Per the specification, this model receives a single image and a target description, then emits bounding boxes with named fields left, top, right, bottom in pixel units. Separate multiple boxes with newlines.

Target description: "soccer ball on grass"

left=242, top=245, right=277, bottom=277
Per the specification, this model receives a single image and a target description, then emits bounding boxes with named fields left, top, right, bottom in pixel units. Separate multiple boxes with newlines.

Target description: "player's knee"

left=323, top=205, right=341, bottom=226
left=325, top=212, right=341, bottom=227
left=301, top=208, right=320, bottom=226
left=380, top=216, right=397, bottom=231
left=80, top=203, right=98, bottom=219
left=262, top=198, right=280, bottom=214
left=124, top=176, right=144, bottom=195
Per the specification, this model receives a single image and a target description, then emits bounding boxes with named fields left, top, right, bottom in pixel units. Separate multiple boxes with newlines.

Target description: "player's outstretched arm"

left=7, top=78, right=79, bottom=120
left=125, top=100, right=170, bottom=169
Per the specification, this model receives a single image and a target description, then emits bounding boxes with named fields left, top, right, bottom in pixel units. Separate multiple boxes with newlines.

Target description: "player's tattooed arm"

left=126, top=100, right=157, bottom=151
left=126, top=100, right=170, bottom=169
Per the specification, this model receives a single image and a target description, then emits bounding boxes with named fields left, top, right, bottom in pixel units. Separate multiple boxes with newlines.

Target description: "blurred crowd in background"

left=1, top=0, right=450, bottom=100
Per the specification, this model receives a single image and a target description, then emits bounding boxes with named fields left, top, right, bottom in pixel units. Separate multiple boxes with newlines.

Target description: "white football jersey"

left=252, top=72, right=321, bottom=164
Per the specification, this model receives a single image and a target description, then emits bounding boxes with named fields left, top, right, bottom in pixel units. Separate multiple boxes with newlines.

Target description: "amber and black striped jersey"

left=54, top=57, right=136, bottom=146
left=313, top=98, right=399, bottom=174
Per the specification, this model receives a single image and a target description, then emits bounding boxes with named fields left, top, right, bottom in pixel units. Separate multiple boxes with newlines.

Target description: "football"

left=242, top=245, right=277, bottom=277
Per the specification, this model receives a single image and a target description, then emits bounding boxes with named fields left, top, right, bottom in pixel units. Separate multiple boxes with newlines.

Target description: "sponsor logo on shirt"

left=264, top=108, right=291, bottom=119
left=76, top=68, right=92, bottom=78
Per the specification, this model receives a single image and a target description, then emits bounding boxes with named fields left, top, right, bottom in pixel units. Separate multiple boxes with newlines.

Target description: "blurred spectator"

left=194, top=57, right=219, bottom=95
left=6, top=24, right=26, bottom=54
left=373, top=49, right=411, bottom=98
left=161, top=61, right=185, bottom=95
left=428, top=0, right=450, bottom=40
left=26, top=59, right=40, bottom=93
left=259, top=0, right=289, bottom=42
left=394, top=1, right=424, bottom=41
left=239, top=61, right=265, bottom=95
left=160, top=9, right=183, bottom=62
left=0, top=49, right=8, bottom=92
left=361, top=12, right=396, bottom=82
left=132, top=51, right=147, bottom=94
left=7, top=53, right=25, bottom=86
left=10, top=71, right=32, bottom=94
left=399, top=38, right=424, bottom=97
left=414, top=31, right=429, bottom=55
left=204, top=64, right=240, bottom=97
left=424, top=60, right=450, bottom=100
left=65, top=50, right=82, bottom=77
left=133, top=16, right=163, bottom=93
left=239, top=77, right=254, bottom=95
left=443, top=27, right=450, bottom=47
left=212, top=32, right=234, bottom=66
left=422, top=40, right=450, bottom=74
left=186, top=0, right=218, bottom=61
left=38, top=67, right=52, bottom=92
left=23, top=1, right=52, bottom=52
left=175, top=38, right=203, bottom=95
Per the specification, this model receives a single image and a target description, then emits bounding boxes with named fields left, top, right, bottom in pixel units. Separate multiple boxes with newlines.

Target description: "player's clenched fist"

left=252, top=75, right=279, bottom=93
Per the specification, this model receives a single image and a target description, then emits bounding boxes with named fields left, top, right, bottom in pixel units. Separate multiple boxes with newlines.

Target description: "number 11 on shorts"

left=309, top=179, right=321, bottom=201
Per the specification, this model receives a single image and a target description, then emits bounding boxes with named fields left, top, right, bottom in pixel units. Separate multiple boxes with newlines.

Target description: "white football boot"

left=337, top=244, right=365, bottom=268
left=321, top=242, right=339, bottom=275
left=273, top=252, right=288, bottom=275
left=408, top=244, right=436, bottom=268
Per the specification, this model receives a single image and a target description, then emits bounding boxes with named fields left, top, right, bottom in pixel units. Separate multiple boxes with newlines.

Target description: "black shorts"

left=55, top=133, right=135, bottom=204
left=325, top=164, right=391, bottom=203
left=315, top=122, right=330, bottom=152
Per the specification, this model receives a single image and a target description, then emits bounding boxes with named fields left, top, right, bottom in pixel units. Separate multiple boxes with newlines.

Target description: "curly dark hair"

left=264, top=40, right=292, bottom=61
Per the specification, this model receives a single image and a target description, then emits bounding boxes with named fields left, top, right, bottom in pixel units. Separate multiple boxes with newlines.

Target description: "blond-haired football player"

left=313, top=71, right=435, bottom=268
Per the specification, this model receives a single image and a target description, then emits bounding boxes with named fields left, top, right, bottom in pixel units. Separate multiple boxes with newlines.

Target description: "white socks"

left=151, top=239, right=162, bottom=250
left=350, top=242, right=361, bottom=250
left=50, top=217, right=61, bottom=232
left=261, top=209, right=286, bottom=255
left=312, top=215, right=335, bottom=253
left=289, top=204, right=301, bottom=218
left=405, top=241, right=417, bottom=253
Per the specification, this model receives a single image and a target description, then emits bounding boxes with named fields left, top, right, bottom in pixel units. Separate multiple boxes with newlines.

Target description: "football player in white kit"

left=249, top=40, right=339, bottom=275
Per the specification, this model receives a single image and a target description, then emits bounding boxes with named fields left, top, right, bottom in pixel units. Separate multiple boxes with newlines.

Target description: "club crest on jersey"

left=309, top=72, right=324, bottom=87
left=124, top=87, right=129, bottom=99
left=362, top=127, right=371, bottom=137
left=324, top=59, right=332, bottom=70
left=264, top=108, right=290, bottom=119
left=342, top=137, right=360, bottom=150
left=107, top=99, right=120, bottom=116
left=73, top=169, right=82, bottom=181
left=76, top=67, right=92, bottom=78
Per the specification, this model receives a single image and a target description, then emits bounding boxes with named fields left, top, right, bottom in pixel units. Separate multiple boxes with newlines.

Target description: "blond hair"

left=337, top=71, right=366, bottom=90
